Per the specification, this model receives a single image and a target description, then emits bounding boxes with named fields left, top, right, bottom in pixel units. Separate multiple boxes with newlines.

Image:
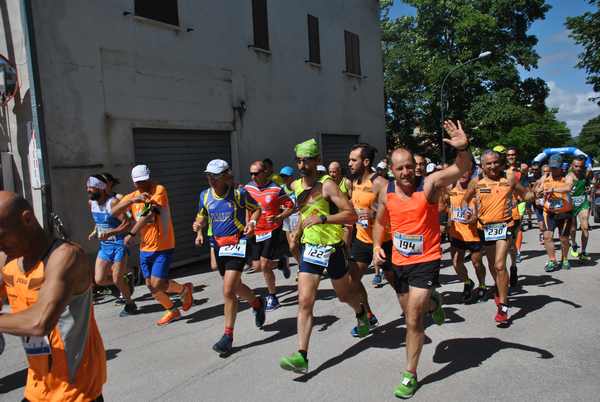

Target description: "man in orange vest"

left=372, top=120, right=471, bottom=399
left=0, top=191, right=107, bottom=402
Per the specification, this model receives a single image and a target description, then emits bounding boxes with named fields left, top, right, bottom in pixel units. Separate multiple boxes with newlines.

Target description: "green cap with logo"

left=295, top=139, right=320, bottom=158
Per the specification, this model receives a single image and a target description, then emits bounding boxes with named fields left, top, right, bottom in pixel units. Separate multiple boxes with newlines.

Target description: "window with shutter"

left=252, top=0, right=270, bottom=50
left=307, top=15, right=321, bottom=64
left=344, top=30, right=361, bottom=76
left=134, top=0, right=179, bottom=26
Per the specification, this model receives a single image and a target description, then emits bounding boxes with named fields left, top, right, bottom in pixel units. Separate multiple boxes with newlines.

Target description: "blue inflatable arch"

left=532, top=147, right=592, bottom=169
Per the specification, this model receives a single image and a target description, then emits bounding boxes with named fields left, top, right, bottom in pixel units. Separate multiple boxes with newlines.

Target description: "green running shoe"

left=579, top=252, right=591, bottom=261
left=280, top=352, right=308, bottom=373
left=562, top=259, right=571, bottom=270
left=544, top=261, right=556, bottom=272
left=355, top=311, right=370, bottom=338
left=394, top=371, right=418, bottom=399
left=430, top=290, right=445, bottom=325
left=569, top=245, right=579, bottom=258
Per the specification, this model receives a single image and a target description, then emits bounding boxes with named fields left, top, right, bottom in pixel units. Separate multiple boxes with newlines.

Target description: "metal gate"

left=321, top=134, right=359, bottom=174
left=133, top=128, right=231, bottom=266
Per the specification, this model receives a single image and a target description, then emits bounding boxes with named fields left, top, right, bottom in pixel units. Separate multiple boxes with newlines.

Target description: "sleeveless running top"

left=293, top=175, right=344, bottom=245
left=386, top=181, right=441, bottom=266
left=1, top=246, right=106, bottom=401
left=90, top=196, right=125, bottom=245
left=542, top=175, right=572, bottom=214
left=475, top=175, right=513, bottom=228
left=448, top=184, right=479, bottom=242
left=351, top=175, right=391, bottom=244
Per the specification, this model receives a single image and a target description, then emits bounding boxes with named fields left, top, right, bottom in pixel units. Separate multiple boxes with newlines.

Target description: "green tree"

left=381, top=0, right=570, bottom=160
left=576, top=115, right=600, bottom=159
left=566, top=1, right=600, bottom=105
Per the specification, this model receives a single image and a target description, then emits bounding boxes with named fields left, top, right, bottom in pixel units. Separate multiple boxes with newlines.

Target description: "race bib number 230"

left=219, top=239, right=247, bottom=258
left=483, top=223, right=508, bottom=241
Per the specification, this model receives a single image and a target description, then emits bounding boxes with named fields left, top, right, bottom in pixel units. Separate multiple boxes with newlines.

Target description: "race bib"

left=219, top=239, right=247, bottom=258
left=303, top=244, right=334, bottom=267
left=22, top=335, right=51, bottom=356
left=96, top=226, right=116, bottom=242
left=483, top=223, right=508, bottom=241
left=452, top=208, right=469, bottom=223
left=572, top=195, right=586, bottom=207
left=358, top=218, right=369, bottom=228
left=548, top=199, right=564, bottom=210
left=255, top=231, right=272, bottom=243
left=393, top=233, right=424, bottom=257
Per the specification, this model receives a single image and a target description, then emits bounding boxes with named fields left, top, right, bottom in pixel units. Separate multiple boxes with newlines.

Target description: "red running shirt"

left=244, top=181, right=293, bottom=235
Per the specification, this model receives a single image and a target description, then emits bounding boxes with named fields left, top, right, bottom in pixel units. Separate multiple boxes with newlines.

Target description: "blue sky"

left=390, top=0, right=600, bottom=136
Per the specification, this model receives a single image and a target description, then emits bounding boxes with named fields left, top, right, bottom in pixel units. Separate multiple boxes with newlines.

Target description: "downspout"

left=20, top=0, right=52, bottom=228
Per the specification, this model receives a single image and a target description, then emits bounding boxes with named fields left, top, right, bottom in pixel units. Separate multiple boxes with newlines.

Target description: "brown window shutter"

left=252, top=0, right=270, bottom=50
left=344, top=30, right=353, bottom=73
left=307, top=15, right=321, bottom=64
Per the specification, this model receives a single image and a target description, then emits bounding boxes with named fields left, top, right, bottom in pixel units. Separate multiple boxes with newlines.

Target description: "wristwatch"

left=319, top=215, right=327, bottom=224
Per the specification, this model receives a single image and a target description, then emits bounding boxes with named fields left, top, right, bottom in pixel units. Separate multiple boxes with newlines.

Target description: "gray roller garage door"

left=321, top=134, right=359, bottom=175
left=133, top=128, right=231, bottom=266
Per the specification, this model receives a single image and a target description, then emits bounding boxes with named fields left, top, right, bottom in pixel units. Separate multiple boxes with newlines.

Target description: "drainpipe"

left=20, top=0, right=52, bottom=228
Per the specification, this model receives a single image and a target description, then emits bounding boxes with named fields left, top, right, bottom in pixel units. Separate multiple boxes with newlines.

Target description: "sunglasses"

left=206, top=172, right=225, bottom=179
left=249, top=171, right=263, bottom=176
left=296, top=157, right=316, bottom=164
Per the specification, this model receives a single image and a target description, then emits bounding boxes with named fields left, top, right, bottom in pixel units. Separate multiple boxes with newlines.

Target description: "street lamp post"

left=440, top=51, right=492, bottom=164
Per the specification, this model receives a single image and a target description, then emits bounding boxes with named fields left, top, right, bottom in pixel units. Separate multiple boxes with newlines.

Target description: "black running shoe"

left=213, top=334, right=233, bottom=355
left=462, top=280, right=474, bottom=303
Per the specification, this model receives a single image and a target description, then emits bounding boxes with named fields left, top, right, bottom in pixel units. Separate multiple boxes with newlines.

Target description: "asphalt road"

left=1, top=223, right=600, bottom=401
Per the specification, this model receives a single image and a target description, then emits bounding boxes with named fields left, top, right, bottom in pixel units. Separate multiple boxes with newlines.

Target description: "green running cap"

left=295, top=138, right=320, bottom=158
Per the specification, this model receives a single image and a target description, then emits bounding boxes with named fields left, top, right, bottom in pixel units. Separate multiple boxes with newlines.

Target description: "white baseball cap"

left=205, top=159, right=230, bottom=175
left=317, top=165, right=327, bottom=172
left=131, top=164, right=151, bottom=182
left=426, top=162, right=436, bottom=174
left=376, top=161, right=388, bottom=170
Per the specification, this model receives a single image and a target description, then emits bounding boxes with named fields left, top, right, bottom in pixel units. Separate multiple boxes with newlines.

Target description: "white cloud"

left=546, top=81, right=600, bottom=136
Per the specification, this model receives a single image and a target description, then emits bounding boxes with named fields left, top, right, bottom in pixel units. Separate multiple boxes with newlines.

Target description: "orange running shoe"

left=181, top=283, right=194, bottom=312
left=157, top=309, right=181, bottom=326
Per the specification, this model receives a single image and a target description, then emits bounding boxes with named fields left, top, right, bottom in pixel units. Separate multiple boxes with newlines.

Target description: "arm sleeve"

left=197, top=191, right=207, bottom=218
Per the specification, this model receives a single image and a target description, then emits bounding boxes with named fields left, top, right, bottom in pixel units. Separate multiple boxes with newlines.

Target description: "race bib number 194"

left=393, top=233, right=424, bottom=257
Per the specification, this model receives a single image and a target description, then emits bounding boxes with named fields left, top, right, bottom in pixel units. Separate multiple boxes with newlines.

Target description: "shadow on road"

left=508, top=294, right=581, bottom=323
left=233, top=315, right=339, bottom=355
left=518, top=274, right=563, bottom=288
left=420, top=337, right=553, bottom=386
left=0, top=368, right=26, bottom=394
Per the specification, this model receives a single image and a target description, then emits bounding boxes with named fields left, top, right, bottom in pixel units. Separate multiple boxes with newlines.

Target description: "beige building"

left=0, top=0, right=385, bottom=265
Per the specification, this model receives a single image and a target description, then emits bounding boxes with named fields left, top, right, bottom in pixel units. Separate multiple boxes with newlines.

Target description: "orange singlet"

left=386, top=181, right=441, bottom=266
left=448, top=184, right=479, bottom=242
left=542, top=175, right=572, bottom=214
left=1, top=257, right=106, bottom=402
left=475, top=174, right=513, bottom=228
left=351, top=174, right=391, bottom=244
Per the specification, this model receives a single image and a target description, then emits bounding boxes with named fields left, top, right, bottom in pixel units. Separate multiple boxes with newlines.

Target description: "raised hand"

left=443, top=120, right=469, bottom=151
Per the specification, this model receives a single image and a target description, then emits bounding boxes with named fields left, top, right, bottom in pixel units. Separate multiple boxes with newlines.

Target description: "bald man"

left=373, top=121, right=471, bottom=398
left=0, top=192, right=106, bottom=401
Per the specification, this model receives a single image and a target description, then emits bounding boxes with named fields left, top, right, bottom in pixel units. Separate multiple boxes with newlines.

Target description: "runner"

left=280, top=166, right=302, bottom=266
left=446, top=169, right=486, bottom=303
left=506, top=147, right=524, bottom=287
left=194, top=159, right=267, bottom=355
left=86, top=175, right=137, bottom=317
left=0, top=192, right=107, bottom=401
left=347, top=143, right=390, bottom=335
left=279, top=139, right=367, bottom=374
left=328, top=161, right=352, bottom=196
left=372, top=120, right=468, bottom=399
left=316, top=164, right=327, bottom=178
left=529, top=162, right=546, bottom=244
left=112, top=165, right=193, bottom=326
left=245, top=161, right=294, bottom=310
left=568, top=155, right=592, bottom=261
left=414, top=154, right=426, bottom=178
left=263, top=158, right=285, bottom=186
left=536, top=154, right=574, bottom=271
left=463, top=149, right=533, bottom=326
